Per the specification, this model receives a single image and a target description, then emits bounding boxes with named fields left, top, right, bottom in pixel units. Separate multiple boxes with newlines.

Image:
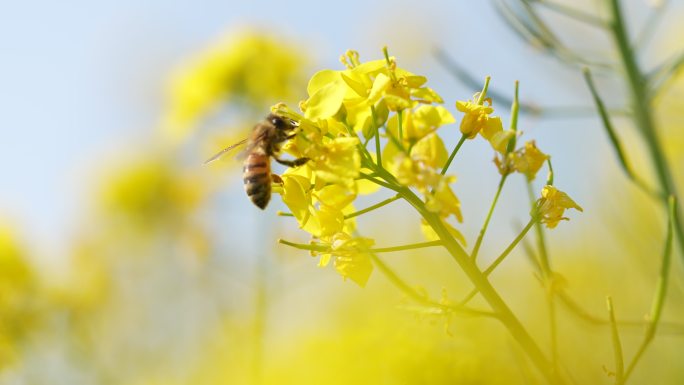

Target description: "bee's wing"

left=204, top=138, right=249, bottom=164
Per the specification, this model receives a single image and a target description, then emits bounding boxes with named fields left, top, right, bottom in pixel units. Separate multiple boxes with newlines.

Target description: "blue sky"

left=1, top=0, right=678, bottom=254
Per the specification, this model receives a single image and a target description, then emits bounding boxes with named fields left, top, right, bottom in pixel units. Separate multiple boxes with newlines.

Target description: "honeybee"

left=205, top=113, right=309, bottom=209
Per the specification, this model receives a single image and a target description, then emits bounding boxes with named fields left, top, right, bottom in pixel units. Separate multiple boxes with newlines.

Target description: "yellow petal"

left=307, top=69, right=341, bottom=96
left=316, top=205, right=345, bottom=237
left=411, top=87, right=444, bottom=103
left=480, top=116, right=503, bottom=141
left=410, top=133, right=448, bottom=168
left=488, top=129, right=515, bottom=154
left=305, top=80, right=347, bottom=120
left=340, top=72, right=369, bottom=97
left=366, top=72, right=392, bottom=106
left=317, top=184, right=357, bottom=208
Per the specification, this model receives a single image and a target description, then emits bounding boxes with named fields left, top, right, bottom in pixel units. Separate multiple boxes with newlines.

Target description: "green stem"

left=536, top=0, right=608, bottom=28
left=356, top=152, right=563, bottom=383
left=526, top=182, right=551, bottom=275
left=278, top=239, right=327, bottom=252
left=441, top=134, right=467, bottom=175
left=477, top=76, right=492, bottom=104
left=459, top=218, right=536, bottom=306
left=370, top=253, right=498, bottom=318
left=508, top=80, right=520, bottom=152
left=278, top=238, right=442, bottom=254
left=398, top=109, right=404, bottom=142
left=369, top=240, right=442, bottom=253
left=344, top=194, right=401, bottom=219
left=358, top=173, right=401, bottom=192
left=609, top=0, right=684, bottom=269
left=485, top=218, right=536, bottom=275
left=582, top=68, right=659, bottom=198
left=471, top=175, right=508, bottom=261
left=607, top=296, right=625, bottom=383
left=526, top=180, right=559, bottom=369
left=634, top=0, right=670, bottom=49
left=397, top=186, right=566, bottom=385
left=619, top=196, right=676, bottom=384
left=371, top=106, right=382, bottom=167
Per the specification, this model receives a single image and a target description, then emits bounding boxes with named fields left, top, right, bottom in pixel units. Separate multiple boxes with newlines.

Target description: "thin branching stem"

left=358, top=173, right=401, bottom=192
left=370, top=253, right=499, bottom=319
left=535, top=0, right=608, bottom=28
left=609, top=0, right=684, bottom=268
left=472, top=175, right=509, bottom=261
left=397, top=109, right=404, bottom=142
left=521, top=224, right=684, bottom=333
left=370, top=240, right=443, bottom=253
left=397, top=186, right=567, bottom=384
left=278, top=238, right=442, bottom=254
left=620, top=197, right=676, bottom=384
left=607, top=296, right=625, bottom=383
left=459, top=218, right=536, bottom=306
left=344, top=194, right=401, bottom=219
left=441, top=134, right=467, bottom=175
left=635, top=0, right=670, bottom=49
left=525, top=180, right=561, bottom=369
left=371, top=106, right=382, bottom=167
left=583, top=67, right=661, bottom=198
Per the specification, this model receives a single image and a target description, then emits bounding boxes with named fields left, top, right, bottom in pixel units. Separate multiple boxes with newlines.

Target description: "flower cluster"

left=269, top=49, right=581, bottom=286
left=163, top=32, right=307, bottom=142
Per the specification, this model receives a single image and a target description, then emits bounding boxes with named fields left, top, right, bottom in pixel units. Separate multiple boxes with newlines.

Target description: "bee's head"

left=267, top=113, right=298, bottom=131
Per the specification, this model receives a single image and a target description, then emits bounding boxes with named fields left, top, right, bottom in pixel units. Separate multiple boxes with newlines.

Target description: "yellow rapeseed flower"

left=302, top=50, right=443, bottom=135
left=536, top=186, right=583, bottom=228
left=512, top=141, right=549, bottom=180
left=315, top=232, right=374, bottom=287
left=163, top=32, right=307, bottom=142
left=280, top=166, right=357, bottom=238
left=456, top=96, right=500, bottom=139
left=100, top=158, right=204, bottom=228
left=456, top=95, right=517, bottom=155
left=0, top=224, right=40, bottom=367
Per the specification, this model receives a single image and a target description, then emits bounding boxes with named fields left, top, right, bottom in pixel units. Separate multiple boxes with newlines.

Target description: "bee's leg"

left=271, top=174, right=284, bottom=184
left=275, top=157, right=309, bottom=168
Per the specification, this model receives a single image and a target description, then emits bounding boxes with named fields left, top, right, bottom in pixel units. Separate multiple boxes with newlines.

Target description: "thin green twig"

left=583, top=67, right=661, bottom=198
left=441, top=134, right=467, bottom=175
left=534, top=0, right=608, bottom=28
left=609, top=0, right=684, bottom=276
left=278, top=238, right=442, bottom=254
left=344, top=194, right=401, bottom=219
left=370, top=253, right=499, bottom=318
left=620, top=196, right=676, bottom=384
left=459, top=218, right=537, bottom=306
left=471, top=175, right=509, bottom=261
left=607, top=296, right=625, bottom=384
left=635, top=0, right=670, bottom=49
left=371, top=106, right=382, bottom=167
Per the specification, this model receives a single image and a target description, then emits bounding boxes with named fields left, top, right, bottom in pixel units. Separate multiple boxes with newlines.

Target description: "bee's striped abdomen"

left=243, top=153, right=271, bottom=209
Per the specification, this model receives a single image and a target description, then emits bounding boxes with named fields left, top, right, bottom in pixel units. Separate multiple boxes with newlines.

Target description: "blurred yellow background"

left=1, top=1, right=683, bottom=384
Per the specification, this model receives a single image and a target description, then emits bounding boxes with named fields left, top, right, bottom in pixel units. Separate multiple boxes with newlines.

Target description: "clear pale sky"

left=1, top=0, right=678, bottom=254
